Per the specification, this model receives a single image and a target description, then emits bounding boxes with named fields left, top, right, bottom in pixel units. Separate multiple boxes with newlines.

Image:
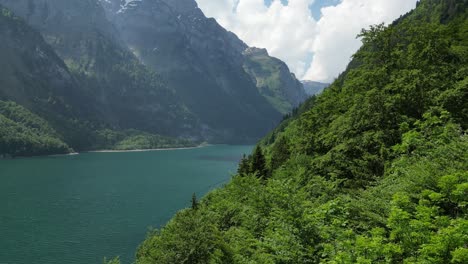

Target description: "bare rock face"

left=243, top=47, right=269, bottom=56
left=100, top=0, right=282, bottom=142
left=0, top=0, right=202, bottom=140
left=0, top=0, right=308, bottom=143
left=102, top=0, right=248, bottom=73
left=0, top=5, right=80, bottom=111
left=0, top=0, right=121, bottom=61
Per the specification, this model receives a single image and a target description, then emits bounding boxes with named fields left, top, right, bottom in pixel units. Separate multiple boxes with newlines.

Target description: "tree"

left=191, top=193, right=199, bottom=210
left=237, top=154, right=251, bottom=175
left=270, top=136, right=291, bottom=170
left=251, top=145, right=268, bottom=179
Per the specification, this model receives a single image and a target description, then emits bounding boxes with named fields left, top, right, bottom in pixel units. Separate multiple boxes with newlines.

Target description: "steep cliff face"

left=0, top=0, right=307, bottom=145
left=0, top=5, right=94, bottom=152
left=0, top=5, right=79, bottom=110
left=100, top=0, right=283, bottom=142
left=0, top=0, right=120, bottom=62
left=243, top=47, right=308, bottom=114
left=0, top=0, right=201, bottom=139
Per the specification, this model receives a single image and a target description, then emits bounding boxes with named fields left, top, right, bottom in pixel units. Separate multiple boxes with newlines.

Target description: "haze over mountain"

left=301, top=80, right=329, bottom=96
left=0, top=0, right=308, bottom=156
left=99, top=0, right=307, bottom=135
left=0, top=0, right=202, bottom=153
left=243, top=47, right=308, bottom=114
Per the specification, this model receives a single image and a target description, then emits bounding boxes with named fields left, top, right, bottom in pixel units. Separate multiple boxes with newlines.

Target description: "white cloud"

left=304, top=0, right=417, bottom=81
left=196, top=0, right=417, bottom=82
left=198, top=0, right=317, bottom=78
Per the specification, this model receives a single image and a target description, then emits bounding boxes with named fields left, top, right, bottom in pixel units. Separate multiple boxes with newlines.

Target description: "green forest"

left=130, top=0, right=468, bottom=263
left=0, top=100, right=196, bottom=157
left=0, top=101, right=72, bottom=157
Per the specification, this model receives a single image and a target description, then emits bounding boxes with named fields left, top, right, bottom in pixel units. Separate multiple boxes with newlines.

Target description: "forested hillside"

left=134, top=0, right=468, bottom=263
left=0, top=0, right=306, bottom=157
left=0, top=4, right=197, bottom=157
left=0, top=101, right=71, bottom=157
left=0, top=0, right=201, bottom=139
left=0, top=5, right=92, bottom=156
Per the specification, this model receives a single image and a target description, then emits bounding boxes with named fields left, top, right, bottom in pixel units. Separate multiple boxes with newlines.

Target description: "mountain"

left=0, top=0, right=304, bottom=149
left=134, top=0, right=468, bottom=263
left=243, top=47, right=308, bottom=115
left=0, top=101, right=71, bottom=158
left=0, top=4, right=95, bottom=154
left=0, top=0, right=201, bottom=141
left=301, top=80, right=329, bottom=96
left=0, top=1, right=202, bottom=156
left=99, top=0, right=303, bottom=141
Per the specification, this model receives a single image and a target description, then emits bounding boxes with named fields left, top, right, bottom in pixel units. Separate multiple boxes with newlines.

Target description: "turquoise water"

left=0, top=145, right=253, bottom=264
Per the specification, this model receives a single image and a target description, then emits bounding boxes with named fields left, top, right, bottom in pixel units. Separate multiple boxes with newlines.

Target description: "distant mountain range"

left=301, top=80, right=329, bottom=96
left=0, top=0, right=308, bottom=156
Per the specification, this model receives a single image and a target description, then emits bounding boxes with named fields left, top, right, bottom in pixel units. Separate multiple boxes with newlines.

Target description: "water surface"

left=0, top=145, right=252, bottom=264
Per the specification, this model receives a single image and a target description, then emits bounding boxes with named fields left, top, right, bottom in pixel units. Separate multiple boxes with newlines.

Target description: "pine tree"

left=270, top=136, right=290, bottom=170
left=251, top=145, right=268, bottom=179
left=237, top=154, right=251, bottom=175
left=191, top=193, right=198, bottom=210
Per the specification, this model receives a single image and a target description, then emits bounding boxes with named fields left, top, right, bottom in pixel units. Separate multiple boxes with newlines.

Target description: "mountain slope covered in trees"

left=243, top=47, right=308, bottom=115
left=0, top=3, right=197, bottom=156
left=99, top=0, right=307, bottom=140
left=0, top=0, right=307, bottom=156
left=0, top=101, right=71, bottom=157
left=0, top=4, right=94, bottom=155
left=0, top=0, right=201, bottom=138
left=134, top=0, right=468, bottom=263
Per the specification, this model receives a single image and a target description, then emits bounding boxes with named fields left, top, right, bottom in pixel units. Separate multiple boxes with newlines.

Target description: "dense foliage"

left=0, top=100, right=197, bottom=157
left=0, top=101, right=71, bottom=157
left=134, top=1, right=467, bottom=263
left=93, top=129, right=196, bottom=151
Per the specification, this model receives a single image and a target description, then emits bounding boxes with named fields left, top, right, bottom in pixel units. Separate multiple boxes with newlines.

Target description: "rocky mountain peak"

left=100, top=0, right=198, bottom=16
left=243, top=47, right=269, bottom=56
left=160, top=0, right=198, bottom=14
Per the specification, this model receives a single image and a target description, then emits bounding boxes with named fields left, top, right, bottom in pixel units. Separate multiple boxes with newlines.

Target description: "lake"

left=0, top=145, right=253, bottom=264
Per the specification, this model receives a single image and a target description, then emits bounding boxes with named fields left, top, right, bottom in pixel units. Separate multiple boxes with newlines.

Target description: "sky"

left=196, top=0, right=418, bottom=82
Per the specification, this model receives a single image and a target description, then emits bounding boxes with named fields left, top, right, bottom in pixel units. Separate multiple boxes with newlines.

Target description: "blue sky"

left=264, top=0, right=342, bottom=19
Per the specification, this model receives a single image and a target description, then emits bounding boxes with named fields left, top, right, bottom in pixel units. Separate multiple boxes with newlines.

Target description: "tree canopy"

left=127, top=1, right=468, bottom=263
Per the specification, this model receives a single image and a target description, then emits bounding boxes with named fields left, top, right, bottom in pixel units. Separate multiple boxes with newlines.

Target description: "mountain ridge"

left=301, top=80, right=329, bottom=96
left=100, top=0, right=307, bottom=136
left=0, top=0, right=308, bottom=156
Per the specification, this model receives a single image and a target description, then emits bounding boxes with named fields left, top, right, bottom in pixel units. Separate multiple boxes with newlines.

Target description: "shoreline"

left=1, top=144, right=235, bottom=159
left=84, top=145, right=206, bottom=154
left=1, top=145, right=207, bottom=159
